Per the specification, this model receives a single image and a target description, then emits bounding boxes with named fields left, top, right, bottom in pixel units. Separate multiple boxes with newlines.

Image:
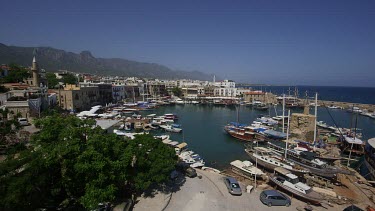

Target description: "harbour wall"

left=308, top=99, right=375, bottom=112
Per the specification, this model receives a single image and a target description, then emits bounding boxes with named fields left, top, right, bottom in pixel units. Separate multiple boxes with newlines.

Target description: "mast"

left=347, top=112, right=358, bottom=167
left=313, top=93, right=318, bottom=151
left=285, top=110, right=291, bottom=159
left=282, top=94, right=285, bottom=133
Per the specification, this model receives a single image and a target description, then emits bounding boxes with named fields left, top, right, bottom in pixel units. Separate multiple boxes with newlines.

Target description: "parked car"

left=223, top=177, right=242, bottom=196
left=18, top=118, right=29, bottom=126
left=175, top=162, right=197, bottom=178
left=260, top=190, right=291, bottom=207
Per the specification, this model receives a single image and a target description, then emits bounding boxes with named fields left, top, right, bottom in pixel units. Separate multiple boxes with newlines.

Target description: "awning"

left=177, top=142, right=188, bottom=149
left=263, top=130, right=287, bottom=139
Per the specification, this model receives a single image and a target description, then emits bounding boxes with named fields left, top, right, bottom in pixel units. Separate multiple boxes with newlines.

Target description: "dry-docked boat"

left=267, top=142, right=352, bottom=178
left=230, top=160, right=264, bottom=179
left=269, top=167, right=324, bottom=205
left=244, top=147, right=309, bottom=176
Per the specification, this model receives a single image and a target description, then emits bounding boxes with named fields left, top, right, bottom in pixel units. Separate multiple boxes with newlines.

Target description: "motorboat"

left=160, top=124, right=182, bottom=133
left=269, top=167, right=324, bottom=205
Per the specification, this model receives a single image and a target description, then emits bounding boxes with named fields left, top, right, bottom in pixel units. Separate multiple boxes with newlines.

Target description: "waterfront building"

left=112, top=84, right=126, bottom=103
left=55, top=84, right=100, bottom=112
left=214, top=79, right=235, bottom=88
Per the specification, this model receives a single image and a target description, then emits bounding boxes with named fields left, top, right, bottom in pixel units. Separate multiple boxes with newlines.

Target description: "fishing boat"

left=244, top=147, right=309, bottom=176
left=269, top=167, right=324, bottom=205
left=230, top=160, right=264, bottom=179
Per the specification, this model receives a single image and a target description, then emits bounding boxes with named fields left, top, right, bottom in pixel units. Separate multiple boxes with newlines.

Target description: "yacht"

left=244, top=147, right=309, bottom=176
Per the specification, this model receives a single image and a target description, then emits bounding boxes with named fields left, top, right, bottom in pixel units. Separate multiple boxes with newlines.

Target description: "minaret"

left=31, top=56, right=39, bottom=87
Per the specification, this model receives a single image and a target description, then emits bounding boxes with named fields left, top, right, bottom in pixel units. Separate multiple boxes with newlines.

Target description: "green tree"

left=172, top=87, right=182, bottom=97
left=46, top=72, right=59, bottom=88
left=0, top=114, right=177, bottom=210
left=0, top=108, right=21, bottom=146
left=2, top=63, right=31, bottom=83
left=62, top=73, right=78, bottom=85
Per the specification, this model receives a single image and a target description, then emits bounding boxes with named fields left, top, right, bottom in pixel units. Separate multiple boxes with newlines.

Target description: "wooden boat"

left=244, top=147, right=309, bottom=176
left=269, top=167, right=324, bottom=205
left=230, top=160, right=264, bottom=180
left=267, top=142, right=352, bottom=178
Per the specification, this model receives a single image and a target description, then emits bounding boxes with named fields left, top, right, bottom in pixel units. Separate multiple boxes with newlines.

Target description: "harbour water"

left=144, top=104, right=375, bottom=169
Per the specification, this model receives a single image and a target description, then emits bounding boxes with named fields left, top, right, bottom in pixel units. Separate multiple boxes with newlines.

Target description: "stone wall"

left=290, top=113, right=316, bottom=142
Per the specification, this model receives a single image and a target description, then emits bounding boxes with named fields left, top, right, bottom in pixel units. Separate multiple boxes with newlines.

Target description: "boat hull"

left=269, top=176, right=322, bottom=205
left=245, top=149, right=307, bottom=176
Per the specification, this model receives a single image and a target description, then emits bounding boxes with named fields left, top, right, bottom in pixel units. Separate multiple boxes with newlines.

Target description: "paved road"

left=134, top=168, right=334, bottom=211
left=165, top=169, right=308, bottom=211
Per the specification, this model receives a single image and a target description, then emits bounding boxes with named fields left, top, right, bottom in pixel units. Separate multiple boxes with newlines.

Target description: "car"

left=175, top=162, right=197, bottom=178
left=223, top=177, right=242, bottom=196
left=260, top=190, right=291, bottom=207
left=18, top=118, right=29, bottom=126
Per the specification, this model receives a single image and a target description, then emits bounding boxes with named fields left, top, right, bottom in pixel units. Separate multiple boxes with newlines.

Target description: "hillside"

left=0, top=43, right=214, bottom=80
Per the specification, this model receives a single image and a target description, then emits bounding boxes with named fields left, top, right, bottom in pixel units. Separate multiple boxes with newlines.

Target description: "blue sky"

left=1, top=0, right=374, bottom=86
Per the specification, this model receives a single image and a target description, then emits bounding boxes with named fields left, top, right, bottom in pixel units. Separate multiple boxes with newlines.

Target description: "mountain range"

left=0, top=43, right=214, bottom=81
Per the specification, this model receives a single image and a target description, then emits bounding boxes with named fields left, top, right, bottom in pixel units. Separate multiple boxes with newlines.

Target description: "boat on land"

left=244, top=147, right=309, bottom=176
left=269, top=167, right=324, bottom=205
left=202, top=166, right=221, bottom=173
left=230, top=160, right=264, bottom=179
left=267, top=142, right=352, bottom=178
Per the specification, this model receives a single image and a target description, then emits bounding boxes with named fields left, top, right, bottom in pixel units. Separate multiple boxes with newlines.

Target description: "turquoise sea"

left=144, top=103, right=375, bottom=169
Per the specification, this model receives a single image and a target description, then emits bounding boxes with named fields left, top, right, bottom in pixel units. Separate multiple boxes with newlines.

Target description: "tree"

left=0, top=108, right=21, bottom=146
left=172, top=87, right=182, bottom=97
left=46, top=72, right=59, bottom=88
left=2, top=63, right=31, bottom=83
left=0, top=114, right=177, bottom=210
left=62, top=73, right=78, bottom=85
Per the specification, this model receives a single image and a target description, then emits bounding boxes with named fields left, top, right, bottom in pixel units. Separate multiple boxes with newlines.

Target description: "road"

left=134, top=169, right=337, bottom=211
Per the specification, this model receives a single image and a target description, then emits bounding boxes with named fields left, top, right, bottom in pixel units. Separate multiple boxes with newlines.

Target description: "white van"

left=18, top=118, right=29, bottom=126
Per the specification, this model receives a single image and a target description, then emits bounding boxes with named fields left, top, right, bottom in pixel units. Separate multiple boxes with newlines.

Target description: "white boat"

left=269, top=167, right=323, bottom=205
left=230, top=160, right=264, bottom=179
left=327, top=105, right=340, bottom=109
left=202, top=167, right=221, bottom=173
left=160, top=124, right=182, bottom=133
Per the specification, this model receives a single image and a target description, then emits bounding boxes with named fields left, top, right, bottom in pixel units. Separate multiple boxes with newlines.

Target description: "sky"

left=1, top=0, right=374, bottom=87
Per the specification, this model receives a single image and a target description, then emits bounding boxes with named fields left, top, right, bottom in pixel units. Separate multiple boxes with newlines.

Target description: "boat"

left=224, top=122, right=257, bottom=142
left=160, top=124, right=183, bottom=133
left=164, top=113, right=179, bottom=120
left=267, top=141, right=352, bottom=178
left=327, top=105, right=340, bottom=109
left=244, top=147, right=309, bottom=176
left=269, top=167, right=324, bottom=205
left=361, top=138, right=375, bottom=181
left=202, top=166, right=221, bottom=173
left=230, top=160, right=264, bottom=179
left=339, top=135, right=365, bottom=156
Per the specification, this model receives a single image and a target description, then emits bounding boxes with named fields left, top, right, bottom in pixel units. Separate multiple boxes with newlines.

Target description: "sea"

left=239, top=85, right=375, bottom=105
left=140, top=86, right=375, bottom=170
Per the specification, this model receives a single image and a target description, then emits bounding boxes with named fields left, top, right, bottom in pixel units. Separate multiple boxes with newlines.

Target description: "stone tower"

left=31, top=56, right=39, bottom=87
